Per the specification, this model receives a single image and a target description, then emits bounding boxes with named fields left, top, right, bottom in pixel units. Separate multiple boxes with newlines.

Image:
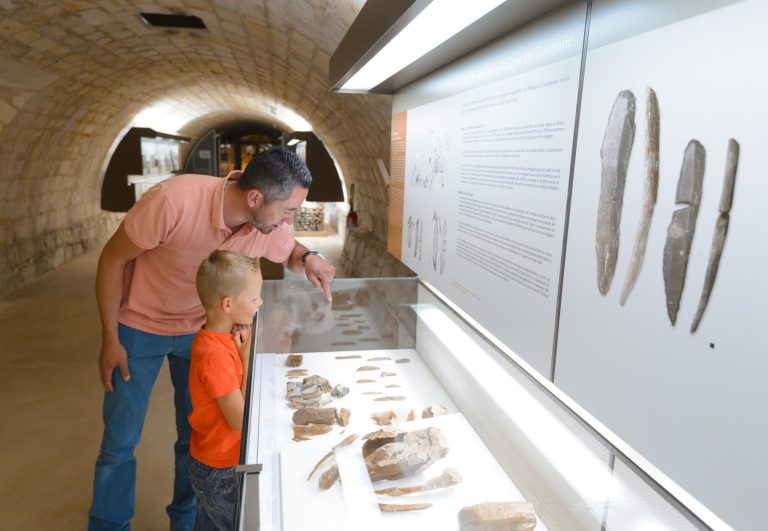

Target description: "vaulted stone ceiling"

left=0, top=0, right=399, bottom=293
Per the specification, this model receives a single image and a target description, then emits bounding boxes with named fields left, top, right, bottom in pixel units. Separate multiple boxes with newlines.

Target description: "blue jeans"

left=188, top=456, right=237, bottom=531
left=88, top=323, right=197, bottom=531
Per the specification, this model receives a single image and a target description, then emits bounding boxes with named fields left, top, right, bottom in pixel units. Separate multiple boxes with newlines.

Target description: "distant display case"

left=237, top=278, right=716, bottom=530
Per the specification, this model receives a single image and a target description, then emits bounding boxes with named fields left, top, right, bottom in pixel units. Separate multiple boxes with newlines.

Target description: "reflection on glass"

left=256, top=279, right=417, bottom=354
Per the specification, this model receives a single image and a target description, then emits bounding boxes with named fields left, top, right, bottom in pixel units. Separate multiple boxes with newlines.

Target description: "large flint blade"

left=620, top=88, right=659, bottom=305
left=596, top=90, right=636, bottom=295
left=691, top=139, right=739, bottom=332
left=663, top=140, right=705, bottom=325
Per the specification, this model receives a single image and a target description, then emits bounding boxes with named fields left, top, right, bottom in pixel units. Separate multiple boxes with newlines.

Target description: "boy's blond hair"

left=196, top=250, right=262, bottom=310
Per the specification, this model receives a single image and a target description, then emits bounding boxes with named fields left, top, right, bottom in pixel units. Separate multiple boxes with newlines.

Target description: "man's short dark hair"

left=238, top=147, right=312, bottom=203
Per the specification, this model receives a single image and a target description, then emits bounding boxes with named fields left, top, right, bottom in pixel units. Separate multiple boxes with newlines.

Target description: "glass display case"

left=236, top=278, right=719, bottom=530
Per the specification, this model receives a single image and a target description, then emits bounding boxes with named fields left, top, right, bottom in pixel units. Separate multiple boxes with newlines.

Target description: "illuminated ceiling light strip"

left=341, top=0, right=506, bottom=91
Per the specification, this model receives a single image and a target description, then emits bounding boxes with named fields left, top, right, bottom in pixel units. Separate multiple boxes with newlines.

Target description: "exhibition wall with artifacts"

left=387, top=1, right=765, bottom=528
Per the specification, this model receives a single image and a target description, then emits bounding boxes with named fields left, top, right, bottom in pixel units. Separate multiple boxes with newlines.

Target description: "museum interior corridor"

left=1, top=0, right=763, bottom=529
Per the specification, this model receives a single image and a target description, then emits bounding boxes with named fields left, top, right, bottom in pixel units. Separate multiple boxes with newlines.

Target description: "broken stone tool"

left=364, top=426, right=448, bottom=481
left=375, top=467, right=462, bottom=496
left=293, top=424, right=333, bottom=439
left=378, top=502, right=432, bottom=513
left=371, top=409, right=415, bottom=426
left=663, top=140, right=705, bottom=325
left=307, top=433, right=358, bottom=481
left=458, top=501, right=537, bottom=531
left=691, top=139, right=739, bottom=333
left=597, top=89, right=636, bottom=295
left=620, top=87, right=659, bottom=305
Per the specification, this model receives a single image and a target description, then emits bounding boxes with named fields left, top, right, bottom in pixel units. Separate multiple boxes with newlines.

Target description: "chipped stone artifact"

left=331, top=384, right=349, bottom=398
left=597, top=89, right=636, bottom=295
left=620, top=87, right=659, bottom=305
left=378, top=502, right=432, bottom=513
left=318, top=465, right=339, bottom=490
left=336, top=407, right=351, bottom=426
left=663, top=139, right=705, bottom=325
left=368, top=356, right=391, bottom=361
left=357, top=366, right=380, bottom=371
left=422, top=404, right=449, bottom=418
left=292, top=407, right=336, bottom=426
left=356, top=379, right=376, bottom=384
left=375, top=467, right=462, bottom=496
left=335, top=355, right=362, bottom=359
left=381, top=371, right=396, bottom=377
left=363, top=426, right=448, bottom=481
left=458, top=501, right=537, bottom=531
left=395, top=358, right=411, bottom=364
left=374, top=396, right=407, bottom=401
left=307, top=433, right=358, bottom=481
left=287, top=375, right=333, bottom=408
left=293, top=424, right=333, bottom=439
left=371, top=409, right=415, bottom=426
left=285, top=354, right=303, bottom=367
left=691, top=138, right=739, bottom=333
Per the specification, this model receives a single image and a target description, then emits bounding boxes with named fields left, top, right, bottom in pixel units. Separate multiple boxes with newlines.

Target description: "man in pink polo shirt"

left=88, top=148, right=334, bottom=531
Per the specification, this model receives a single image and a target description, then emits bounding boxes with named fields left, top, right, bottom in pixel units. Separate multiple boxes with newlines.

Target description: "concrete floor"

left=0, top=230, right=342, bottom=530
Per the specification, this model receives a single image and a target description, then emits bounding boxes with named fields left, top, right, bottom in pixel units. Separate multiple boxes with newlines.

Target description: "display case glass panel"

left=238, top=278, right=717, bottom=531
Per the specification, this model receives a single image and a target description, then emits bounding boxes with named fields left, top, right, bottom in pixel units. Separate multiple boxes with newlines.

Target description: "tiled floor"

left=0, top=230, right=343, bottom=530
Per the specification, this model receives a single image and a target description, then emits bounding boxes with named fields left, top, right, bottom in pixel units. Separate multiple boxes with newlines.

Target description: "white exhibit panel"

left=556, top=1, right=768, bottom=529
left=393, top=2, right=588, bottom=378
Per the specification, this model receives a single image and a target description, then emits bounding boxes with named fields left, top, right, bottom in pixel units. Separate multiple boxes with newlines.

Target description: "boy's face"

left=230, top=272, right=264, bottom=325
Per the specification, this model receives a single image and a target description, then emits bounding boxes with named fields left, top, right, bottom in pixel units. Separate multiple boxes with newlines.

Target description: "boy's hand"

left=233, top=324, right=252, bottom=359
left=99, top=338, right=131, bottom=392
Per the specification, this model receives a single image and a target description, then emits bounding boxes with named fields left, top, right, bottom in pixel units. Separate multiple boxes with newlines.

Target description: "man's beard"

left=257, top=225, right=274, bottom=235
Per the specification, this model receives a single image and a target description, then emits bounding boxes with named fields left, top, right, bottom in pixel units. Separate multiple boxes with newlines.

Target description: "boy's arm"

left=215, top=325, right=252, bottom=431
left=233, top=324, right=252, bottom=398
left=216, top=389, right=245, bottom=431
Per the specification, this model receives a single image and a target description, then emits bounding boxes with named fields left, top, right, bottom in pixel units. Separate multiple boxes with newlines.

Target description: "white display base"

left=262, top=348, right=543, bottom=531
left=280, top=413, right=547, bottom=531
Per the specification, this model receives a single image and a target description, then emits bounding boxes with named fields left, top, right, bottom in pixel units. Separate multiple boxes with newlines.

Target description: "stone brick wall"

left=0, top=0, right=406, bottom=296
left=341, top=226, right=415, bottom=279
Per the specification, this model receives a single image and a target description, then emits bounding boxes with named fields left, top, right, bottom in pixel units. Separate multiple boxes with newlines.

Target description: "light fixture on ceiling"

left=339, top=0, right=506, bottom=91
left=286, top=138, right=301, bottom=146
left=139, top=13, right=207, bottom=30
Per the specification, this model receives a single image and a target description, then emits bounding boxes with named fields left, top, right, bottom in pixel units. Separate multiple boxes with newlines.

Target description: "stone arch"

left=0, top=1, right=410, bottom=295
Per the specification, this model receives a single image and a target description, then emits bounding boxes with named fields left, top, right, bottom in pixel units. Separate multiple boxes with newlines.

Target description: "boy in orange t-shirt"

left=188, top=250, right=263, bottom=530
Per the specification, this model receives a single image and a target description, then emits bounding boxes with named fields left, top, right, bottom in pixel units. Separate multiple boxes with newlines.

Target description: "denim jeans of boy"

left=188, top=456, right=237, bottom=531
left=88, top=323, right=197, bottom=531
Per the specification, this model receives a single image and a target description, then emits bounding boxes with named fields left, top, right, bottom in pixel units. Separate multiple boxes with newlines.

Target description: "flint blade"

left=620, top=88, right=659, bottom=305
left=597, top=90, right=636, bottom=295
left=663, top=140, right=705, bottom=325
left=691, top=139, right=739, bottom=333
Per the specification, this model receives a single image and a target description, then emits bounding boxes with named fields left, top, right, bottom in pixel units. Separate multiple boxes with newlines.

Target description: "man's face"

left=249, top=186, right=308, bottom=234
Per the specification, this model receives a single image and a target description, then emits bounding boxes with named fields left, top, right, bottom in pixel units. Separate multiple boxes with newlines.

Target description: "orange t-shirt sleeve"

left=123, top=184, right=178, bottom=249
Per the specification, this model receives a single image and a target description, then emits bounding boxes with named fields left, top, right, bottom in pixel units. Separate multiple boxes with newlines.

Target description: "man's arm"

left=96, top=222, right=146, bottom=391
left=285, top=241, right=336, bottom=302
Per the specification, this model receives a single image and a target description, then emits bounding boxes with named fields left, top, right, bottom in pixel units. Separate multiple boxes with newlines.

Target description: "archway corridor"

left=0, top=2, right=413, bottom=528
